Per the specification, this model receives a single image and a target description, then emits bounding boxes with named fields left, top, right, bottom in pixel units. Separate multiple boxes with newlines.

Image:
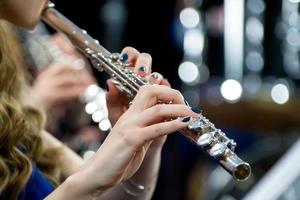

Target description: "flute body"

left=41, top=2, right=251, bottom=181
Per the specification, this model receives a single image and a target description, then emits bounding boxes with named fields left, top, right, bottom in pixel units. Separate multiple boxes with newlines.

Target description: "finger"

left=53, top=73, right=89, bottom=88
left=134, top=53, right=152, bottom=76
left=130, top=85, right=185, bottom=111
left=136, top=104, right=199, bottom=126
left=106, top=80, right=129, bottom=105
left=147, top=72, right=163, bottom=84
left=106, top=79, right=121, bottom=99
left=138, top=118, right=192, bottom=144
left=44, top=60, right=83, bottom=76
left=160, top=79, right=171, bottom=87
left=55, top=84, right=87, bottom=102
left=120, top=46, right=140, bottom=64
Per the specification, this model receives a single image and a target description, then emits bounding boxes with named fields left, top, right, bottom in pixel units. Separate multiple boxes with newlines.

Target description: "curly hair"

left=0, top=21, right=61, bottom=199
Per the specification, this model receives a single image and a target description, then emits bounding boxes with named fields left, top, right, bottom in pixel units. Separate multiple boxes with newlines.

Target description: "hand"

left=31, top=59, right=96, bottom=111
left=31, top=34, right=96, bottom=111
left=106, top=46, right=164, bottom=126
left=80, top=84, right=199, bottom=190
left=106, top=47, right=173, bottom=151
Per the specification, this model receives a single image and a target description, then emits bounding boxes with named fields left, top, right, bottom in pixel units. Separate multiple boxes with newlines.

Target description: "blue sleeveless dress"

left=18, top=165, right=54, bottom=200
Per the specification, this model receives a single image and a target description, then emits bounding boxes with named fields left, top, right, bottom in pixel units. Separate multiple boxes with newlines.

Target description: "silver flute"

left=42, top=2, right=251, bottom=181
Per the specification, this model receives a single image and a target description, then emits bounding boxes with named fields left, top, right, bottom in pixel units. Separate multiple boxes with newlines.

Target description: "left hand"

left=106, top=47, right=169, bottom=150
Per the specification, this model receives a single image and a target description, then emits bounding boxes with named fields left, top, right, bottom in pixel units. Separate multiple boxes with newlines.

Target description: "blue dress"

left=18, top=165, right=54, bottom=200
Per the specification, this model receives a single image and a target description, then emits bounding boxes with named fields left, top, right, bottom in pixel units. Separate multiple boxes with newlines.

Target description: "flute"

left=41, top=2, right=251, bottom=181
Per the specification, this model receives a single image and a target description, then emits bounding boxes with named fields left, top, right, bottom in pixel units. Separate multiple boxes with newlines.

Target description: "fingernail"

left=181, top=117, right=191, bottom=123
left=138, top=66, right=147, bottom=72
left=151, top=72, right=159, bottom=79
left=120, top=53, right=129, bottom=62
left=192, top=107, right=203, bottom=114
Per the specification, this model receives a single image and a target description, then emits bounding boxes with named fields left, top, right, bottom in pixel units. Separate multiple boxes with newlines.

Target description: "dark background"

left=49, top=0, right=300, bottom=199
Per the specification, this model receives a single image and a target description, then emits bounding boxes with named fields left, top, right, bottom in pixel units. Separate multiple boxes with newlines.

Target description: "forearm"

left=100, top=147, right=162, bottom=200
left=42, top=131, right=84, bottom=178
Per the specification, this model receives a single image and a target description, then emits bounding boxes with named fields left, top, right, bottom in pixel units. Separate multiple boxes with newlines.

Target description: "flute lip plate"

left=233, top=163, right=252, bottom=182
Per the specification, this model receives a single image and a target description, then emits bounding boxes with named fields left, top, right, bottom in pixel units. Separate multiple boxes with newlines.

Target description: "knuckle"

left=152, top=104, right=164, bottom=115
left=153, top=125, right=163, bottom=134
left=122, top=46, right=138, bottom=55
left=140, top=53, right=152, bottom=60
left=122, top=46, right=133, bottom=52
left=139, top=85, right=155, bottom=95
left=173, top=89, right=183, bottom=101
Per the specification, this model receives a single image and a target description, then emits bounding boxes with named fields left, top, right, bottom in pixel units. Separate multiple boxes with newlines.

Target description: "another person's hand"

left=31, top=59, right=96, bottom=111
left=31, top=34, right=96, bottom=111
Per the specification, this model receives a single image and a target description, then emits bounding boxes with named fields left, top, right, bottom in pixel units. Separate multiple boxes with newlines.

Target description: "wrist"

left=67, top=170, right=109, bottom=199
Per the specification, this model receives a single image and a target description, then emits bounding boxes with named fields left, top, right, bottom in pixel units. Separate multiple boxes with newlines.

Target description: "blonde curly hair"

left=0, top=21, right=61, bottom=199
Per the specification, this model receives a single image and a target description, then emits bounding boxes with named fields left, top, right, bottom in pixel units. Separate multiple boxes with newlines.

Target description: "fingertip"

left=120, top=46, right=140, bottom=62
left=147, top=72, right=163, bottom=84
left=161, top=79, right=171, bottom=87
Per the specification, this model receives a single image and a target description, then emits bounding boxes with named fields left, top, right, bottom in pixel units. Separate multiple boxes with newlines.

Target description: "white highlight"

left=178, top=61, right=199, bottom=84
left=83, top=84, right=100, bottom=101
left=83, top=150, right=95, bottom=161
left=99, top=119, right=111, bottom=132
left=184, top=29, right=205, bottom=57
left=246, top=51, right=264, bottom=72
left=180, top=8, right=200, bottom=28
left=220, top=79, right=243, bottom=102
left=271, top=84, right=290, bottom=104
left=246, top=17, right=264, bottom=44
left=289, top=0, right=300, bottom=3
left=92, top=111, right=105, bottom=123
left=85, top=102, right=98, bottom=114
left=224, top=0, right=245, bottom=80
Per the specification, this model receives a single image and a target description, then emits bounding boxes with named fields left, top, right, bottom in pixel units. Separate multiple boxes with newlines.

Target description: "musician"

left=29, top=32, right=102, bottom=150
left=0, top=0, right=201, bottom=199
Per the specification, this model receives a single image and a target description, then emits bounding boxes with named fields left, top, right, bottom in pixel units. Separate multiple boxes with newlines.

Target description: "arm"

left=41, top=131, right=84, bottom=178
left=44, top=85, right=199, bottom=200
left=99, top=146, right=162, bottom=200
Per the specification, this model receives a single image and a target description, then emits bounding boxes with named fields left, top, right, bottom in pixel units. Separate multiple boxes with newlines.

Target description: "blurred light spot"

left=243, top=74, right=262, bottom=97
left=178, top=61, right=200, bottom=84
left=271, top=84, right=289, bottom=104
left=99, top=119, right=111, bottom=132
left=184, top=29, right=204, bottom=57
left=224, top=0, right=244, bottom=80
left=286, top=28, right=300, bottom=47
left=199, top=65, right=210, bottom=83
left=246, top=17, right=264, bottom=44
left=283, top=51, right=300, bottom=79
left=180, top=8, right=200, bottom=28
left=220, top=79, right=243, bottom=103
left=289, top=0, right=300, bottom=3
left=206, top=86, right=223, bottom=105
left=288, top=12, right=298, bottom=26
left=85, top=102, right=98, bottom=114
left=83, top=150, right=95, bottom=161
left=82, top=84, right=100, bottom=102
left=92, top=111, right=105, bottom=123
left=247, top=0, right=265, bottom=14
left=246, top=51, right=264, bottom=72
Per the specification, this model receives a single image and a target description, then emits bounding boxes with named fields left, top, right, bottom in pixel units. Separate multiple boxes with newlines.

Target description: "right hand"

left=79, top=84, right=199, bottom=190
